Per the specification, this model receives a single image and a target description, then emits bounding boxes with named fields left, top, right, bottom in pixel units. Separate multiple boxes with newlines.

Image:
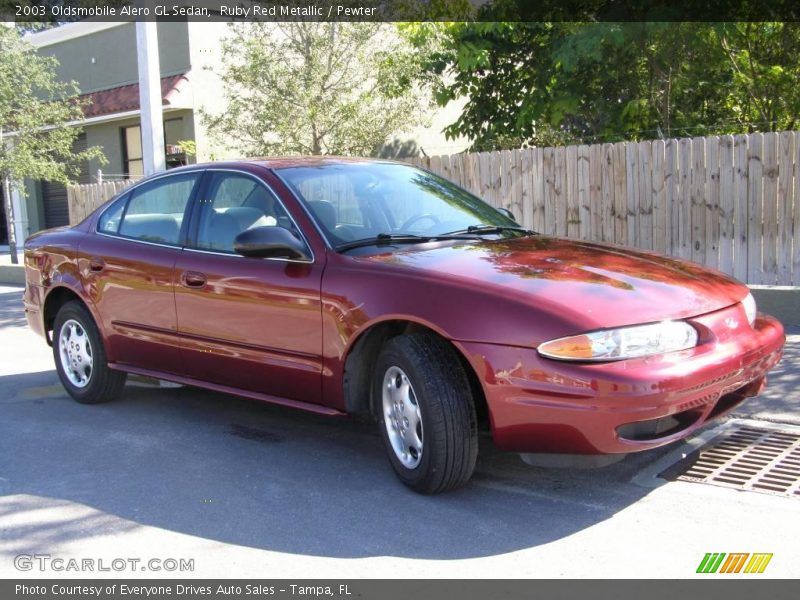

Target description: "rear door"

left=80, top=171, right=201, bottom=374
left=173, top=169, right=325, bottom=404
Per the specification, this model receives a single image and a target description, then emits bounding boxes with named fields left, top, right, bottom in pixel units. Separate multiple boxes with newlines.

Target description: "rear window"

left=97, top=173, right=200, bottom=246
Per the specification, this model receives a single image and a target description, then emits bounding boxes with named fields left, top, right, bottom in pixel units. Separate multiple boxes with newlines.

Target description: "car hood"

left=359, top=236, right=749, bottom=330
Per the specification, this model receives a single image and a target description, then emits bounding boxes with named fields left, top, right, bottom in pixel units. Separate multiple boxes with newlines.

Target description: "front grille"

left=660, top=426, right=800, bottom=498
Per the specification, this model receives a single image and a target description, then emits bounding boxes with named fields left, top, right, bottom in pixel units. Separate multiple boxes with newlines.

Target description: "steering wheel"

left=400, top=213, right=441, bottom=231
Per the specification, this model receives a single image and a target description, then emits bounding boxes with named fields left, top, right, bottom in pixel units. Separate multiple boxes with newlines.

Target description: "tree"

left=0, top=25, right=103, bottom=262
left=716, top=22, right=800, bottom=132
left=407, top=18, right=800, bottom=150
left=204, top=22, right=430, bottom=157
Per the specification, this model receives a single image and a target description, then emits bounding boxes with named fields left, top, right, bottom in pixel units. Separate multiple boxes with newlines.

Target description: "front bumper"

left=460, top=304, right=785, bottom=454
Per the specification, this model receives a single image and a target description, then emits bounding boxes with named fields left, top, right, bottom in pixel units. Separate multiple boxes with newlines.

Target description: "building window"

left=122, top=119, right=189, bottom=177
left=123, top=125, right=144, bottom=177
left=164, top=118, right=188, bottom=169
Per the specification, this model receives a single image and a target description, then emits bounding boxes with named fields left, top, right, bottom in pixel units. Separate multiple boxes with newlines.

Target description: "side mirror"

left=497, top=207, right=519, bottom=224
left=234, top=226, right=310, bottom=260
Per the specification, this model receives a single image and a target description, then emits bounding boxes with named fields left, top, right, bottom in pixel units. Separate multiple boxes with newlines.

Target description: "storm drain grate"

left=660, top=426, right=800, bottom=498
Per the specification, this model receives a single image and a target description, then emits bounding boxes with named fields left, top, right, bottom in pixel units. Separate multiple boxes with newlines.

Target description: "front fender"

left=319, top=255, right=553, bottom=411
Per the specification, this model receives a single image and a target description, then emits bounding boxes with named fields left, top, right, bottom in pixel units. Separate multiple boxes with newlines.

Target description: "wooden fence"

left=67, top=131, right=800, bottom=285
left=67, top=179, right=137, bottom=225
left=410, top=131, right=800, bottom=286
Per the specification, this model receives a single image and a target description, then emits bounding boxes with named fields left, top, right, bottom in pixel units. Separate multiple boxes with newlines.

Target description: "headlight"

left=538, top=321, right=698, bottom=362
left=742, top=292, right=757, bottom=327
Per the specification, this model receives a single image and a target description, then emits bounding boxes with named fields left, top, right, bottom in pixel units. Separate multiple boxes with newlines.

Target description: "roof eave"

left=25, top=22, right=128, bottom=48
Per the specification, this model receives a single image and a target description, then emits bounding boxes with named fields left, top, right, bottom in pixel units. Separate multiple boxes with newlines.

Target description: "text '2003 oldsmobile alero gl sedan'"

left=23, top=158, right=784, bottom=493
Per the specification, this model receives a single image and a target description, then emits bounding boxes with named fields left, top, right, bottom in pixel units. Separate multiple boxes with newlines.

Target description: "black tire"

left=372, top=332, right=478, bottom=494
left=52, top=300, right=126, bottom=404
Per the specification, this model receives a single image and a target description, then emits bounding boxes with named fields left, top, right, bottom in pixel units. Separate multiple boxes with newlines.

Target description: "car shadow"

left=0, top=368, right=667, bottom=560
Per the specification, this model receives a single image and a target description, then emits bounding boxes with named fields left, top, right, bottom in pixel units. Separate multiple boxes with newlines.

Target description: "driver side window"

left=193, top=172, right=298, bottom=254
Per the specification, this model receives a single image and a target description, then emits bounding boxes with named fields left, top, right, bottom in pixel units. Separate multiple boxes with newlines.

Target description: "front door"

left=174, top=170, right=324, bottom=405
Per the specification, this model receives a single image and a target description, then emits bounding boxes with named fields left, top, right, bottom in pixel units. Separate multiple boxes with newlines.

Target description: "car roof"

left=166, top=156, right=407, bottom=174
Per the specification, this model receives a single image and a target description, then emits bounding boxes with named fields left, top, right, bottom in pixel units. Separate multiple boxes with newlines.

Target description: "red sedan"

left=23, top=159, right=784, bottom=493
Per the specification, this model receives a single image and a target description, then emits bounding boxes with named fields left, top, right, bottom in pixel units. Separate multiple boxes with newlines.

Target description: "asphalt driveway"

left=0, top=285, right=798, bottom=578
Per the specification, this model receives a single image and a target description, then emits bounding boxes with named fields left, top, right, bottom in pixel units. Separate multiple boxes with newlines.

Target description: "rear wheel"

left=53, top=300, right=126, bottom=404
left=373, top=333, right=478, bottom=494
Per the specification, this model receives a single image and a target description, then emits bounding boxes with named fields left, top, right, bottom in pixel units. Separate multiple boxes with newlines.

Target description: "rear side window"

left=111, top=173, right=199, bottom=246
left=97, top=193, right=128, bottom=234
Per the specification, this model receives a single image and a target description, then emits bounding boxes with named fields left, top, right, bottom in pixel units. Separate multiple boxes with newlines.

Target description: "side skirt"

left=108, top=363, right=345, bottom=416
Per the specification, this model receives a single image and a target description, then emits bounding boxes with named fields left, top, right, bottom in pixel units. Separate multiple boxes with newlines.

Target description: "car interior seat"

left=119, top=214, right=180, bottom=245
left=224, top=206, right=270, bottom=231
left=307, top=200, right=337, bottom=232
left=202, top=211, right=240, bottom=252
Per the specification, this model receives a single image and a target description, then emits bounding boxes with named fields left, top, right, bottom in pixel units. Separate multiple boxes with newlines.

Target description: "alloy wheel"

left=58, top=319, right=93, bottom=388
left=382, top=365, right=424, bottom=469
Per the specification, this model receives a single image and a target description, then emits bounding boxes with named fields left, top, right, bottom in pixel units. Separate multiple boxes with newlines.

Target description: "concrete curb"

left=0, top=265, right=24, bottom=286
left=750, top=285, right=800, bottom=326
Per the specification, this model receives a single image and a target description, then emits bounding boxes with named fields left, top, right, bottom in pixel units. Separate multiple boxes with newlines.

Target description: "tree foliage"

left=0, top=25, right=103, bottom=190
left=205, top=22, right=430, bottom=157
left=407, top=19, right=800, bottom=149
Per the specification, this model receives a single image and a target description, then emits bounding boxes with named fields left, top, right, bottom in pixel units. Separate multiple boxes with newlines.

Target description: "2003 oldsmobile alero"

left=23, top=158, right=784, bottom=493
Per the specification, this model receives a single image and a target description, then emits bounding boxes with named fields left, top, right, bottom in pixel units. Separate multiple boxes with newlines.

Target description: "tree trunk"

left=1, top=124, right=18, bottom=264
left=2, top=172, right=17, bottom=265
left=311, top=122, right=322, bottom=155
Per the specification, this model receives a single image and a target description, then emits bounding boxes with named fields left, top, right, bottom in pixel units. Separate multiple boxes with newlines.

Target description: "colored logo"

left=697, top=553, right=773, bottom=574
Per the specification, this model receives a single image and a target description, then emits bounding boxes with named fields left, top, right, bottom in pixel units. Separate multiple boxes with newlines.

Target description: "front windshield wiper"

left=441, top=224, right=537, bottom=236
left=336, top=233, right=431, bottom=252
left=336, top=232, right=475, bottom=252
left=335, top=225, right=536, bottom=252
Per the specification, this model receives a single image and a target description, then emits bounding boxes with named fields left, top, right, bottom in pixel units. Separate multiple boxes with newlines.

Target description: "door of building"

left=41, top=133, right=89, bottom=229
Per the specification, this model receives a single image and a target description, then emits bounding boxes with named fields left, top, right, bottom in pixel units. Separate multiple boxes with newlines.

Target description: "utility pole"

left=135, top=6, right=165, bottom=176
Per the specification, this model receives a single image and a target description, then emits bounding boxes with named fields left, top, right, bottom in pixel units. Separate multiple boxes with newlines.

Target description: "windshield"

left=276, top=162, right=521, bottom=249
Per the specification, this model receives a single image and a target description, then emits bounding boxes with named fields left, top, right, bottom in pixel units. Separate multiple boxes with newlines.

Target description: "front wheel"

left=373, top=333, right=478, bottom=494
left=53, top=300, right=126, bottom=404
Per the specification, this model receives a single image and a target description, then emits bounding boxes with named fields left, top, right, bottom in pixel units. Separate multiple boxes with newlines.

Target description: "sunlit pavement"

left=0, top=285, right=798, bottom=578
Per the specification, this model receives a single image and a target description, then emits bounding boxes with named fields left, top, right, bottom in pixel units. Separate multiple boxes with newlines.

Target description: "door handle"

left=181, top=271, right=207, bottom=288
left=88, top=257, right=105, bottom=272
